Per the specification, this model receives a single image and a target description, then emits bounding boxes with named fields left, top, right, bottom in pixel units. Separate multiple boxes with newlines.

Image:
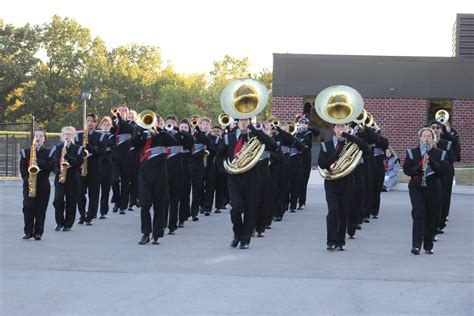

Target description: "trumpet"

left=254, top=121, right=263, bottom=130
left=136, top=110, right=158, bottom=134
left=111, top=107, right=118, bottom=116
left=165, top=123, right=174, bottom=131
left=190, top=118, right=199, bottom=127
left=270, top=120, right=280, bottom=129
left=218, top=113, right=233, bottom=128
left=288, top=121, right=297, bottom=135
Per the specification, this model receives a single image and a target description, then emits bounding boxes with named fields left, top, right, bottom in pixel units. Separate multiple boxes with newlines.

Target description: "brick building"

left=272, top=14, right=474, bottom=165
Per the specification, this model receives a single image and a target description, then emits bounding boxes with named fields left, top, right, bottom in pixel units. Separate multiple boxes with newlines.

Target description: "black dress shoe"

left=55, top=225, right=63, bottom=231
left=22, top=234, right=33, bottom=240
left=62, top=227, right=71, bottom=231
left=99, top=215, right=106, bottom=219
left=230, top=238, right=240, bottom=248
left=348, top=234, right=355, bottom=239
left=297, top=204, right=305, bottom=210
left=437, top=229, right=444, bottom=234
left=215, top=209, right=222, bottom=214
left=363, top=217, right=370, bottom=223
left=239, top=242, right=249, bottom=249
left=257, top=232, right=264, bottom=237
left=199, top=209, right=204, bottom=215
left=290, top=209, right=296, bottom=213
left=425, top=249, right=434, bottom=255
left=337, top=245, right=345, bottom=251
left=152, top=238, right=160, bottom=245
left=112, top=204, right=119, bottom=213
left=265, top=225, right=271, bottom=230
left=251, top=231, right=255, bottom=237
left=78, top=219, right=84, bottom=225
left=204, top=211, right=210, bottom=216
left=372, top=215, right=378, bottom=219
left=327, top=244, right=337, bottom=251
left=192, top=216, right=199, bottom=221
left=355, top=225, right=362, bottom=230
left=178, top=221, right=184, bottom=228
left=433, top=235, right=438, bottom=242
left=86, top=221, right=93, bottom=226
left=273, top=216, right=282, bottom=222
left=138, top=234, right=150, bottom=245
left=411, top=247, right=420, bottom=255
left=168, top=229, right=175, bottom=235
left=34, top=235, right=42, bottom=241
left=119, top=210, right=126, bottom=215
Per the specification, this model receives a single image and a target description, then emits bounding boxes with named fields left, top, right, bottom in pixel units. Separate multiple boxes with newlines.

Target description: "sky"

left=2, top=0, right=473, bottom=74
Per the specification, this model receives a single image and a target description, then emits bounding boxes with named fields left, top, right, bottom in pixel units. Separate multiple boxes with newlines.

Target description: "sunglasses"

left=430, top=126, right=441, bottom=130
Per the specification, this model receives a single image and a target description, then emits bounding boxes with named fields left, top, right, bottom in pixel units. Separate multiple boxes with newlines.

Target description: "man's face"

left=333, top=124, right=347, bottom=138
left=34, top=131, right=45, bottom=146
left=238, top=119, right=250, bottom=131
left=86, top=117, right=97, bottom=131
left=201, top=120, right=211, bottom=132
left=101, top=121, right=111, bottom=133
left=421, top=130, right=434, bottom=145
left=211, top=128, right=222, bottom=137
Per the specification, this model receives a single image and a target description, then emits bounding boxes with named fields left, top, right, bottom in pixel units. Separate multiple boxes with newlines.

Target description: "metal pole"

left=5, top=134, right=8, bottom=177
left=30, top=115, right=35, bottom=142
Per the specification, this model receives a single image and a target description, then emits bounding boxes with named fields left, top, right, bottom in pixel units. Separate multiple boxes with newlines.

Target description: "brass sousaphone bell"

left=435, top=109, right=450, bottom=124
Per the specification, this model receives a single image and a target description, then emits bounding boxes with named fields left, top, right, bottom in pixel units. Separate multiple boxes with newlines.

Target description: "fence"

left=0, top=120, right=61, bottom=177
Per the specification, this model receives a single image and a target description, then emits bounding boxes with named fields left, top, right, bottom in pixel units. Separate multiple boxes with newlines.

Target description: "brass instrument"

left=27, top=139, right=40, bottom=198
left=220, top=79, right=268, bottom=174
left=111, top=107, right=118, bottom=116
left=288, top=121, right=297, bottom=135
left=136, top=110, right=158, bottom=134
left=353, top=109, right=368, bottom=130
left=190, top=118, right=199, bottom=127
left=59, top=142, right=70, bottom=184
left=364, top=111, right=379, bottom=129
left=254, top=121, right=263, bottom=130
left=435, top=109, right=450, bottom=124
left=420, top=141, right=431, bottom=187
left=81, top=99, right=90, bottom=177
left=165, top=123, right=174, bottom=131
left=314, top=85, right=364, bottom=180
left=218, top=113, right=233, bottom=128
left=270, top=120, right=280, bottom=129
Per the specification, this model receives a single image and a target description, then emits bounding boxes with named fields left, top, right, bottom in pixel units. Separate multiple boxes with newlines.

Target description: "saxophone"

left=80, top=130, right=89, bottom=177
left=59, top=142, right=70, bottom=184
left=27, top=140, right=40, bottom=198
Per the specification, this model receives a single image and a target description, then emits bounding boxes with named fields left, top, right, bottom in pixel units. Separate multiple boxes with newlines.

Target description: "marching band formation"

left=19, top=81, right=460, bottom=255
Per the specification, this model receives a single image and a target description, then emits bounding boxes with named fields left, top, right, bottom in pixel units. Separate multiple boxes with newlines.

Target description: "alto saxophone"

left=59, top=142, right=70, bottom=184
left=27, top=140, right=40, bottom=198
left=81, top=130, right=89, bottom=177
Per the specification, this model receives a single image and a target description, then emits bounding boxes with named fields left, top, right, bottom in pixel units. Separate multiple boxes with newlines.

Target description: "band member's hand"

left=330, top=163, right=336, bottom=170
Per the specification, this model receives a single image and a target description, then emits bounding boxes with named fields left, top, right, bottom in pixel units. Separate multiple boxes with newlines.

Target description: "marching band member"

left=370, top=128, right=389, bottom=219
left=164, top=115, right=183, bottom=234
left=110, top=105, right=134, bottom=215
left=217, top=118, right=277, bottom=249
left=20, top=129, right=57, bottom=240
left=53, top=126, right=84, bottom=231
left=76, top=113, right=106, bottom=225
left=288, top=127, right=305, bottom=213
left=127, top=110, right=140, bottom=211
left=190, top=116, right=211, bottom=221
left=201, top=117, right=218, bottom=216
left=210, top=126, right=227, bottom=213
left=178, top=119, right=195, bottom=227
left=130, top=115, right=176, bottom=245
left=403, top=127, right=447, bottom=255
left=295, top=118, right=320, bottom=210
left=318, top=124, right=367, bottom=251
left=99, top=116, right=115, bottom=219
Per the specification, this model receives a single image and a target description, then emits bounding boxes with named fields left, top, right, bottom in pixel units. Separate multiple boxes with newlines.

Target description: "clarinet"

left=420, top=142, right=429, bottom=187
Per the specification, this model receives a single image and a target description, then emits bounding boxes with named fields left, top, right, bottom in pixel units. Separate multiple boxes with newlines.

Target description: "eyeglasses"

left=430, top=126, right=441, bottom=130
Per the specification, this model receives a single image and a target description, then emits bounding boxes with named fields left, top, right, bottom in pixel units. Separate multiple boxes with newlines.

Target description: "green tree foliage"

left=1, top=17, right=272, bottom=130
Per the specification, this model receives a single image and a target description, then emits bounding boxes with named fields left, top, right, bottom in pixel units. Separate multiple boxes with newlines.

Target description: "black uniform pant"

left=364, top=157, right=374, bottom=219
left=256, top=160, right=271, bottom=233
left=179, top=155, right=192, bottom=221
left=228, top=168, right=258, bottom=244
left=166, top=156, right=183, bottom=231
left=215, top=167, right=228, bottom=209
left=202, top=158, right=216, bottom=212
left=78, top=171, right=100, bottom=221
left=99, top=158, right=112, bottom=215
left=298, top=152, right=312, bottom=206
left=139, top=158, right=169, bottom=239
left=275, top=156, right=290, bottom=218
left=268, top=164, right=280, bottom=225
left=111, top=150, right=131, bottom=211
left=371, top=156, right=385, bottom=216
left=54, top=174, right=80, bottom=228
left=191, top=155, right=205, bottom=217
left=324, top=175, right=353, bottom=246
left=22, top=180, right=50, bottom=236
left=129, top=149, right=140, bottom=207
left=409, top=176, right=441, bottom=250
left=439, top=166, right=454, bottom=229
left=289, top=154, right=303, bottom=210
left=348, top=165, right=365, bottom=237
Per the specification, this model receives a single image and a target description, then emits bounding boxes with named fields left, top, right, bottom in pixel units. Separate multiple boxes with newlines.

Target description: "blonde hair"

left=61, top=126, right=76, bottom=144
left=100, top=116, right=112, bottom=127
